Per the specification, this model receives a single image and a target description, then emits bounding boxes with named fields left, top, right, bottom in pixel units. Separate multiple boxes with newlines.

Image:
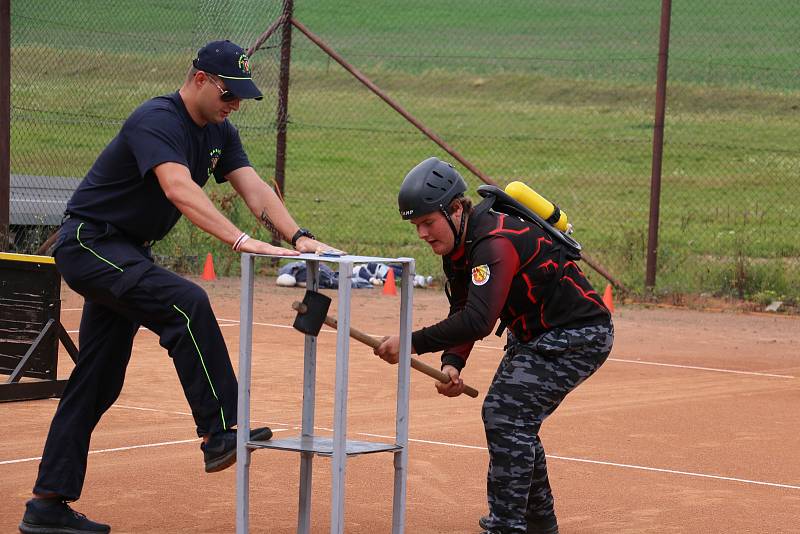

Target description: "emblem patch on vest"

left=471, top=264, right=490, bottom=286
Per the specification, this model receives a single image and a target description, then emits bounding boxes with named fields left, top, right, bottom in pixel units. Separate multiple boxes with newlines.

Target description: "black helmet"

left=398, top=157, right=467, bottom=220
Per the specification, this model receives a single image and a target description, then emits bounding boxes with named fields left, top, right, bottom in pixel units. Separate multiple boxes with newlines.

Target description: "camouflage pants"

left=481, top=322, right=614, bottom=533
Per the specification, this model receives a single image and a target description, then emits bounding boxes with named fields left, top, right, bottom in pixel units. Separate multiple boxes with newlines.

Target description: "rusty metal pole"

left=1, top=0, right=11, bottom=251
left=247, top=14, right=287, bottom=58
left=274, top=2, right=294, bottom=198
left=273, top=0, right=294, bottom=246
left=291, top=17, right=496, bottom=186
left=645, top=0, right=672, bottom=294
left=290, top=16, right=634, bottom=291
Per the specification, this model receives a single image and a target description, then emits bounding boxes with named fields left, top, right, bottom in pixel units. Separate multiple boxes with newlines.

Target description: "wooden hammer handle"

left=319, top=312, right=480, bottom=399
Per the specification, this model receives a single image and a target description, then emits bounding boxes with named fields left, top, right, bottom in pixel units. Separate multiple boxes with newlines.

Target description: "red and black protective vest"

left=411, top=200, right=611, bottom=369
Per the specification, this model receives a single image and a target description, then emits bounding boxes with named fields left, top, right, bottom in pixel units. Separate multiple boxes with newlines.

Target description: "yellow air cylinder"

left=504, top=181, right=569, bottom=232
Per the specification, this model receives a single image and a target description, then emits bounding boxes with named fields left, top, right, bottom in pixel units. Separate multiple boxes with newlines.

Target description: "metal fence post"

left=274, top=0, right=294, bottom=219
left=645, top=0, right=673, bottom=294
left=1, top=0, right=11, bottom=251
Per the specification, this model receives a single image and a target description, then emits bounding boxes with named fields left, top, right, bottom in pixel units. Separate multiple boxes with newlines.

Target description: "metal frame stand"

left=237, top=253, right=415, bottom=534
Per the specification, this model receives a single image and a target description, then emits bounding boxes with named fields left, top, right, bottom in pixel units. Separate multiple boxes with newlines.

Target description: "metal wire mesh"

left=282, top=0, right=799, bottom=301
left=8, top=0, right=284, bottom=264
left=6, top=0, right=799, bottom=304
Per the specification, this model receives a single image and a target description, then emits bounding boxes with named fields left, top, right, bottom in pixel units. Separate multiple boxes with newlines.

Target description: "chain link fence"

left=6, top=0, right=284, bottom=269
left=283, top=0, right=799, bottom=303
left=5, top=1, right=799, bottom=305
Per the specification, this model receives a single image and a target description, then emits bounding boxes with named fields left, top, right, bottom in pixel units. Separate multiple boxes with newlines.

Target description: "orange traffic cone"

left=382, top=268, right=397, bottom=296
left=602, top=284, right=614, bottom=313
left=201, top=253, right=217, bottom=281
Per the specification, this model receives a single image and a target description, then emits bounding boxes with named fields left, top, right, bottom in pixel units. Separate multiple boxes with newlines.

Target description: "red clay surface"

left=2, top=277, right=799, bottom=533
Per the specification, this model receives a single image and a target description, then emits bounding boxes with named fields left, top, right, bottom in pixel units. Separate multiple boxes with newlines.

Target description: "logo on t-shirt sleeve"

left=208, top=148, right=222, bottom=177
left=471, top=264, right=490, bottom=286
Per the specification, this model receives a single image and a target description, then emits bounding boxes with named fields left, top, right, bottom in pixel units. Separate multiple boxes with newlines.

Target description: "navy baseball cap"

left=192, top=40, right=263, bottom=100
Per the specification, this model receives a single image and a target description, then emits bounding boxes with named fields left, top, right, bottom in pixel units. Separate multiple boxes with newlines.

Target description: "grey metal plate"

left=254, top=252, right=414, bottom=265
left=248, top=435, right=402, bottom=457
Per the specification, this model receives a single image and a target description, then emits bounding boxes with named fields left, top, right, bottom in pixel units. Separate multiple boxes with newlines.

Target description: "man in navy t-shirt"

left=19, top=40, right=341, bottom=534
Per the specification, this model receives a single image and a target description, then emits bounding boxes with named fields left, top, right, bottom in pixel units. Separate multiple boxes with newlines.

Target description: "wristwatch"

left=291, top=228, right=315, bottom=247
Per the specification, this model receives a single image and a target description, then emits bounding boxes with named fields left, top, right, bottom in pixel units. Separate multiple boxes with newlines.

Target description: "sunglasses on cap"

left=204, top=73, right=239, bottom=102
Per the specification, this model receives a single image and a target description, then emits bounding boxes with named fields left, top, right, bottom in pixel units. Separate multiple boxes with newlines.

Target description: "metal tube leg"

left=330, top=261, right=353, bottom=534
left=392, top=260, right=414, bottom=534
left=236, top=253, right=256, bottom=534
left=297, top=455, right=312, bottom=534
left=298, top=261, right=320, bottom=534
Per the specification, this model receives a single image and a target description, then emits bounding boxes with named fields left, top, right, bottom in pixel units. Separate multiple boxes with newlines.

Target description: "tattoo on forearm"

left=260, top=209, right=283, bottom=243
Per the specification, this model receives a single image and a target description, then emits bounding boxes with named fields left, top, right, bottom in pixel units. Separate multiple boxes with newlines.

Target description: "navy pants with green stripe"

left=34, top=218, right=237, bottom=501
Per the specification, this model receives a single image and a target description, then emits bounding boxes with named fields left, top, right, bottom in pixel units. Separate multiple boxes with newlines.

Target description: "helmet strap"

left=441, top=204, right=467, bottom=251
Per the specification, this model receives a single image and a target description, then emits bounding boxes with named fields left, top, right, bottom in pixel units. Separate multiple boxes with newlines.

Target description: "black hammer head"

left=292, top=290, right=332, bottom=337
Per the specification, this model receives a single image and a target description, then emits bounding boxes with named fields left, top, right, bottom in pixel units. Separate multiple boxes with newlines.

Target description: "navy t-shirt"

left=67, top=92, right=250, bottom=242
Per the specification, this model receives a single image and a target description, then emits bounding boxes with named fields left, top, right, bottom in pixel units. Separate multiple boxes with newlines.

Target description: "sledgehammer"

left=291, top=292, right=479, bottom=398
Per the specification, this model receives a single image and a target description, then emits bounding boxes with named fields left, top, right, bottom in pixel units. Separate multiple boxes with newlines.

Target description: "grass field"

left=9, top=1, right=800, bottom=304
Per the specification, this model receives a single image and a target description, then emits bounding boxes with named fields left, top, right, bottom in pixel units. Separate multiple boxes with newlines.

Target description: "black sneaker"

left=479, top=514, right=559, bottom=534
left=19, top=497, right=110, bottom=533
left=201, top=426, right=272, bottom=473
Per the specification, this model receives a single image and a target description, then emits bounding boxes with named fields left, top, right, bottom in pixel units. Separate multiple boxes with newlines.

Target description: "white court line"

left=607, top=358, right=795, bottom=379
left=0, top=439, right=198, bottom=466
left=0, top=426, right=290, bottom=467
left=342, top=430, right=800, bottom=491
left=542, top=455, right=800, bottom=490
left=4, top=402, right=797, bottom=491
left=61, top=309, right=238, bottom=314
left=63, top=317, right=796, bottom=379
left=108, top=402, right=291, bottom=429
left=65, top=323, right=239, bottom=335
left=217, top=318, right=797, bottom=380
